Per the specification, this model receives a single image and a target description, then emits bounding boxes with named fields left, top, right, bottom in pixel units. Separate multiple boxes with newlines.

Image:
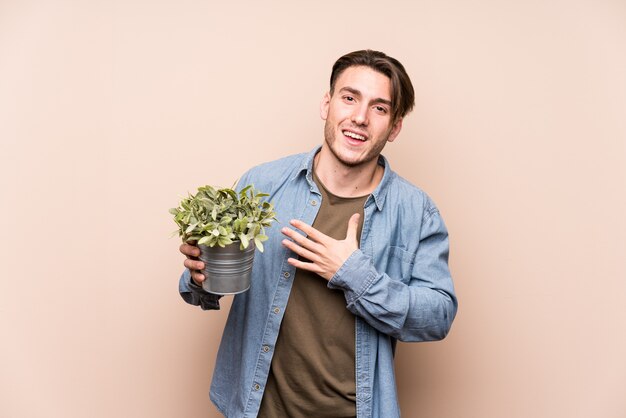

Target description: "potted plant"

left=170, top=184, right=276, bottom=295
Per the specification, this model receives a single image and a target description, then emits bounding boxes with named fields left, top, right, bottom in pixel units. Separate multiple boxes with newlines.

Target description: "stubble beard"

left=323, top=120, right=389, bottom=168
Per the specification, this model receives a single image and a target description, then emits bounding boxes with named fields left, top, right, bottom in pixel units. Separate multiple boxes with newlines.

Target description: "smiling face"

left=320, top=65, right=403, bottom=168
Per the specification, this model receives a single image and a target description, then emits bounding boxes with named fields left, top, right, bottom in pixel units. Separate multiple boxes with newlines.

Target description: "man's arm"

left=281, top=209, right=457, bottom=342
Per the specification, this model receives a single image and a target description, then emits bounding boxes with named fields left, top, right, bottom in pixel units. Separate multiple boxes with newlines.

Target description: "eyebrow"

left=339, top=86, right=392, bottom=107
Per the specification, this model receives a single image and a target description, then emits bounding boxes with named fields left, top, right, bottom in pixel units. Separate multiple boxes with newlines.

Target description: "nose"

left=351, top=104, right=368, bottom=126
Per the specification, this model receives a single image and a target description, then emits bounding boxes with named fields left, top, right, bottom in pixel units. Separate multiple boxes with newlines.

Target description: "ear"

left=320, top=92, right=331, bottom=120
left=387, top=118, right=403, bottom=143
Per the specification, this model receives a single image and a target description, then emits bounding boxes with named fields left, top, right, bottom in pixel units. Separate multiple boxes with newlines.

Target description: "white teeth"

left=343, top=131, right=365, bottom=140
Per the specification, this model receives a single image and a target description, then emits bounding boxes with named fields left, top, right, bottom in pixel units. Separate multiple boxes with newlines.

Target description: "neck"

left=314, top=145, right=384, bottom=197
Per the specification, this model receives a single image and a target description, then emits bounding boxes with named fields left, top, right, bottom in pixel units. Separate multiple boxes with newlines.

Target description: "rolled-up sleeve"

left=179, top=269, right=222, bottom=311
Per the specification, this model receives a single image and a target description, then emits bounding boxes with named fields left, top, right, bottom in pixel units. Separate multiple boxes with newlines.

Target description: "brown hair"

left=329, top=49, right=415, bottom=122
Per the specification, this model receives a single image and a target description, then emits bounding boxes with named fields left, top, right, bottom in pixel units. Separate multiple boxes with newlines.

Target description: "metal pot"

left=197, top=241, right=256, bottom=295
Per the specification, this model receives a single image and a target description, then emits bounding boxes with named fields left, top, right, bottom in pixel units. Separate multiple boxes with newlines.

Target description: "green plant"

left=170, top=184, right=276, bottom=252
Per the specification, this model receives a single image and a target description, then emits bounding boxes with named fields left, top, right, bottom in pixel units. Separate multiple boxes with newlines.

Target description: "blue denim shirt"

left=179, top=147, right=458, bottom=417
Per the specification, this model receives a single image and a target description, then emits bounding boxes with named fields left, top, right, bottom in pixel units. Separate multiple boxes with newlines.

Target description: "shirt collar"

left=294, top=145, right=392, bottom=211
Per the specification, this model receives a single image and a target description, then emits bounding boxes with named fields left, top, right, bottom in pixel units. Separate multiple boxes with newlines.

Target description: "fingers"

left=181, top=242, right=204, bottom=284
left=286, top=257, right=324, bottom=275
left=281, top=226, right=324, bottom=253
left=184, top=258, right=205, bottom=272
left=345, top=213, right=360, bottom=240
left=180, top=242, right=200, bottom=258
left=282, top=238, right=319, bottom=262
left=190, top=271, right=205, bottom=285
left=288, top=219, right=327, bottom=244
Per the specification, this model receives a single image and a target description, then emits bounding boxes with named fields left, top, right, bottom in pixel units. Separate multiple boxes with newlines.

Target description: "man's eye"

left=344, top=96, right=355, bottom=102
left=375, top=106, right=387, bottom=113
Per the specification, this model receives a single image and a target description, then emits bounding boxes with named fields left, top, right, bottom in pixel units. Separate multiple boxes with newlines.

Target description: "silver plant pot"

left=197, top=241, right=256, bottom=295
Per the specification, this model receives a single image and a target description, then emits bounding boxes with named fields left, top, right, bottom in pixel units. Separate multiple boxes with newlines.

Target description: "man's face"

left=320, top=65, right=403, bottom=168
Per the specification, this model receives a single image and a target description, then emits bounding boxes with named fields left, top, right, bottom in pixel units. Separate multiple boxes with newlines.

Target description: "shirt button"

left=253, top=383, right=261, bottom=391
left=283, top=271, right=290, bottom=278
left=273, top=307, right=280, bottom=314
left=310, top=200, right=317, bottom=206
left=262, top=345, right=270, bottom=353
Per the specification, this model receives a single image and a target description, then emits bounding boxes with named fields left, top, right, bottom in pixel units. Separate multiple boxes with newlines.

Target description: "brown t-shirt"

left=258, top=173, right=367, bottom=418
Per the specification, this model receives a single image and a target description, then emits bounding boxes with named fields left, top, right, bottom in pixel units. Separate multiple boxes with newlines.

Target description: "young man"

left=179, top=50, right=458, bottom=418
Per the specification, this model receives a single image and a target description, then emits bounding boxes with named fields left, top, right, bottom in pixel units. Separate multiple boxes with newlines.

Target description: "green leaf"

left=254, top=237, right=264, bottom=252
left=239, top=233, right=249, bottom=249
left=224, top=189, right=237, bottom=200
left=218, top=236, right=233, bottom=246
left=239, top=185, right=252, bottom=195
left=198, top=236, right=211, bottom=245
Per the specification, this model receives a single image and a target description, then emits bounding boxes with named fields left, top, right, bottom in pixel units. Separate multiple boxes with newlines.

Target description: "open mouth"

left=343, top=130, right=367, bottom=141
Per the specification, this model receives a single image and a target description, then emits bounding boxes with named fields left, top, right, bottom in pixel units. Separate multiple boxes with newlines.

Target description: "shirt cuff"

left=180, top=269, right=222, bottom=310
left=327, top=249, right=377, bottom=305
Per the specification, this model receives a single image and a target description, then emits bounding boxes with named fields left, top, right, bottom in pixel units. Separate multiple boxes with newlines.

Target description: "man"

left=179, top=49, right=458, bottom=418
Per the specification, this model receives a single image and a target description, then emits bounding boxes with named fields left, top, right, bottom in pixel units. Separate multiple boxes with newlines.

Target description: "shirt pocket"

left=388, top=246, right=415, bottom=284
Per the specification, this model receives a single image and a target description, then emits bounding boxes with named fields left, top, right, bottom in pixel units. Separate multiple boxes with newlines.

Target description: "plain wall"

left=1, top=1, right=625, bottom=417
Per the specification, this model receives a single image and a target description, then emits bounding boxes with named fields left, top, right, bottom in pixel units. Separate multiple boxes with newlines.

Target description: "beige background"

left=1, top=0, right=625, bottom=417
